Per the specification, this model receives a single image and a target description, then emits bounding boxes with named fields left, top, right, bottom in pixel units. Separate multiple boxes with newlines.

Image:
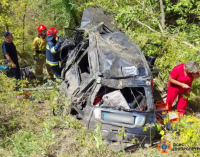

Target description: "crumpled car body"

left=60, top=7, right=156, bottom=145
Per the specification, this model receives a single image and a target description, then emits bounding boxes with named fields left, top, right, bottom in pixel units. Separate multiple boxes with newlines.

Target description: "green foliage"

left=159, top=115, right=200, bottom=156
left=42, top=0, right=71, bottom=28
left=7, top=131, right=47, bottom=156
left=118, top=126, right=126, bottom=138
left=93, top=123, right=103, bottom=149
left=174, top=115, right=200, bottom=147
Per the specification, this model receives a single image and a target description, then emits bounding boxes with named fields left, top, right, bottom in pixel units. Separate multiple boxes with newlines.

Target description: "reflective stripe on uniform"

left=46, top=45, right=50, bottom=50
left=46, top=45, right=56, bottom=54
left=51, top=47, right=56, bottom=53
left=46, top=59, right=58, bottom=66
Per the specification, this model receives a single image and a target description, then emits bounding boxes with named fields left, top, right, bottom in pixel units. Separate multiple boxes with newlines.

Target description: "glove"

left=58, top=36, right=64, bottom=43
left=33, top=55, right=39, bottom=60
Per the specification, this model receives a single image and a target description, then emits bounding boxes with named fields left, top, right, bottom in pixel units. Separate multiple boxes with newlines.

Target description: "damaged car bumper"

left=83, top=106, right=156, bottom=143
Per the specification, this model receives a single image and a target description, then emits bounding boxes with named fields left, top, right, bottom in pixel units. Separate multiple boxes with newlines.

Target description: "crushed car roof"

left=95, top=32, right=150, bottom=78
left=78, top=7, right=151, bottom=79
left=80, top=6, right=120, bottom=31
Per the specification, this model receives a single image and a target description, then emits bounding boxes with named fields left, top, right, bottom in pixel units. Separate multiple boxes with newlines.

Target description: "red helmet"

left=47, top=28, right=58, bottom=36
left=38, top=24, right=47, bottom=35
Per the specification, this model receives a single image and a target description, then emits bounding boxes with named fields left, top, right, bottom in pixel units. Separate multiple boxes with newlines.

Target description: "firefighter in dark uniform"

left=46, top=28, right=63, bottom=80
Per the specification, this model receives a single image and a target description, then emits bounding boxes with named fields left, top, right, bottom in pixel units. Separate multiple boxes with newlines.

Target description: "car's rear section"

left=84, top=107, right=155, bottom=144
left=82, top=80, right=156, bottom=144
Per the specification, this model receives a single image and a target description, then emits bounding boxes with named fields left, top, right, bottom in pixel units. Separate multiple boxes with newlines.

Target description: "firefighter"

left=46, top=28, right=63, bottom=80
left=32, top=24, right=53, bottom=81
left=2, top=32, right=22, bottom=80
left=166, top=61, right=199, bottom=117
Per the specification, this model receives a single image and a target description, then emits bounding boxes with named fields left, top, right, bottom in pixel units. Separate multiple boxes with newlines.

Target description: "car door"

left=71, top=50, right=96, bottom=105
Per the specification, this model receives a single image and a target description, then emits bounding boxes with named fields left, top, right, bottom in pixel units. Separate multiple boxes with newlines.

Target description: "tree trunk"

left=159, top=0, right=165, bottom=29
left=22, top=5, right=27, bottom=53
left=5, top=24, right=9, bottom=32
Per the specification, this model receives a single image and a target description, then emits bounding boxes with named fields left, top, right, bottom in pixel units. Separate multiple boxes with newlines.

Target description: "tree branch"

left=21, top=86, right=58, bottom=91
left=158, top=22, right=164, bottom=33
left=136, top=0, right=164, bottom=33
left=135, top=20, right=200, bottom=53
left=159, top=0, right=165, bottom=29
left=136, top=20, right=161, bottom=34
left=181, top=41, right=200, bottom=53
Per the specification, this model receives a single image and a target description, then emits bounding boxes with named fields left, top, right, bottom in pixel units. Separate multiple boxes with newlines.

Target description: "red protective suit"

left=166, top=63, right=197, bottom=116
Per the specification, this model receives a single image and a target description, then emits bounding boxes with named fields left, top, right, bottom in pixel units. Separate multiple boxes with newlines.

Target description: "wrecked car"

left=59, top=7, right=156, bottom=146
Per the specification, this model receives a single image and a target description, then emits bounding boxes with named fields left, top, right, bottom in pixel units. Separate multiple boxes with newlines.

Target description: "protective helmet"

left=38, top=24, right=47, bottom=35
left=47, top=28, right=58, bottom=36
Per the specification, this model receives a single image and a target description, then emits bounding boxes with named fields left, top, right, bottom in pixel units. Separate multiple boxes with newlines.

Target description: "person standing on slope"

left=166, top=61, right=199, bottom=117
left=46, top=28, right=63, bottom=80
left=2, top=32, right=22, bottom=80
left=33, top=24, right=53, bottom=81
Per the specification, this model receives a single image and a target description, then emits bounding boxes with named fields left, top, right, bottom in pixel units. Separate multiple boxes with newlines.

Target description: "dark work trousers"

left=10, top=63, right=21, bottom=80
left=50, top=65, right=61, bottom=79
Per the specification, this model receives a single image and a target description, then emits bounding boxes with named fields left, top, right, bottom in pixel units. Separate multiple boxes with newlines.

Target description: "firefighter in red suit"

left=166, top=61, right=199, bottom=117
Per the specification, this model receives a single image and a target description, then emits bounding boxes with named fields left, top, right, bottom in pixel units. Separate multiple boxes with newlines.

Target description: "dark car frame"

left=59, top=7, right=156, bottom=146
